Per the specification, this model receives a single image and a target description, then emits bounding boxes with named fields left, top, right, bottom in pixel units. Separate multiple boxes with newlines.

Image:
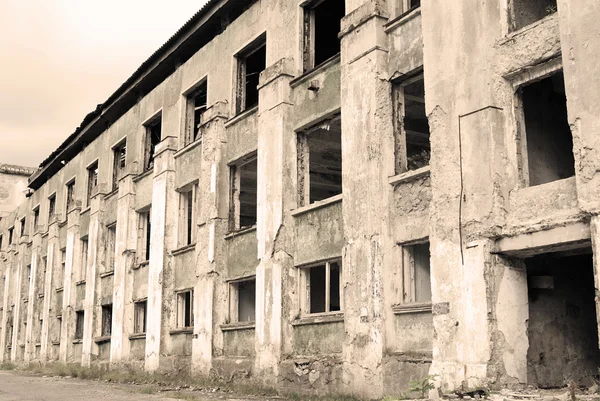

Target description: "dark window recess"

left=33, top=208, right=40, bottom=231
left=186, top=81, right=207, bottom=143
left=87, top=161, right=98, bottom=206
left=511, top=0, right=557, bottom=31
left=75, top=311, right=85, bottom=340
left=229, top=157, right=257, bottom=231
left=101, top=305, right=112, bottom=336
left=403, top=78, right=430, bottom=171
left=134, top=301, right=147, bottom=333
left=304, top=0, right=345, bottom=71
left=236, top=37, right=266, bottom=114
left=145, top=212, right=152, bottom=261
left=8, top=227, right=13, bottom=244
left=177, top=291, right=193, bottom=328
left=145, top=117, right=162, bottom=171
left=309, top=261, right=340, bottom=314
left=20, top=217, right=26, bottom=237
left=237, top=280, right=256, bottom=322
left=186, top=191, right=193, bottom=245
left=66, top=181, right=76, bottom=213
left=112, top=141, right=126, bottom=191
left=410, top=0, right=421, bottom=9
left=521, top=72, right=574, bottom=187
left=48, top=195, right=56, bottom=220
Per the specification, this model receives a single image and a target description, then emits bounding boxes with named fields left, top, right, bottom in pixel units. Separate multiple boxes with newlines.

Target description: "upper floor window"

left=392, top=72, right=430, bottom=173
left=66, top=180, right=76, bottom=213
left=137, top=208, right=152, bottom=263
left=229, top=278, right=256, bottom=323
left=101, top=304, right=112, bottom=337
left=510, top=0, right=557, bottom=32
left=86, top=161, right=99, bottom=207
left=20, top=216, right=26, bottom=237
left=8, top=227, right=13, bottom=245
left=302, top=0, right=345, bottom=72
left=80, top=238, right=88, bottom=282
left=48, top=193, right=56, bottom=221
left=395, top=0, right=420, bottom=16
left=229, top=155, right=257, bottom=232
left=299, top=259, right=341, bottom=315
left=235, top=35, right=266, bottom=115
left=75, top=310, right=85, bottom=340
left=105, top=224, right=116, bottom=273
left=112, top=140, right=127, bottom=191
left=176, top=290, right=194, bottom=329
left=144, top=115, right=162, bottom=172
left=134, top=300, right=147, bottom=334
left=401, top=241, right=431, bottom=304
left=32, top=206, right=40, bottom=233
left=184, top=80, right=207, bottom=146
left=297, top=114, right=342, bottom=206
left=0, top=234, right=3, bottom=250
left=178, top=183, right=198, bottom=248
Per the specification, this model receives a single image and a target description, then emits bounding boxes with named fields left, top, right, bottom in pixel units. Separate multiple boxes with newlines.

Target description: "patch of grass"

left=0, top=361, right=16, bottom=371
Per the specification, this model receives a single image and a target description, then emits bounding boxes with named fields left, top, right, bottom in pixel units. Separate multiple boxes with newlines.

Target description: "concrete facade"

left=1, top=0, right=600, bottom=398
left=0, top=164, right=36, bottom=219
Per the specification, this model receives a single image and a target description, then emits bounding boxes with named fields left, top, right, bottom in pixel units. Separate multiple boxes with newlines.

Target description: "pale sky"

left=0, top=0, right=209, bottom=168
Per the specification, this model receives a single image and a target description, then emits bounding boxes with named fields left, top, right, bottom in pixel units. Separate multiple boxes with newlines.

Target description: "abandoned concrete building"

left=1, top=0, right=599, bottom=397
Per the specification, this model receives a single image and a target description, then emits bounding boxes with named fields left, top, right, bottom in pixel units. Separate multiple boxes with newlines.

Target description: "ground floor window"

left=299, top=260, right=341, bottom=315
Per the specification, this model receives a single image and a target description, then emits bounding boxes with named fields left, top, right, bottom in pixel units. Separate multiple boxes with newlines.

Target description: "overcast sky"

left=0, top=0, right=209, bottom=168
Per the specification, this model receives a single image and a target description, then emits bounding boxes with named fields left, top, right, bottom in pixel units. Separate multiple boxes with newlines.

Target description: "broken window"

left=66, top=180, right=76, bottom=213
left=393, top=73, right=430, bottom=173
left=74, top=310, right=84, bottom=340
left=137, top=209, right=152, bottom=263
left=101, top=304, right=112, bottom=337
left=176, top=290, right=193, bottom=329
left=511, top=0, right=557, bottom=31
left=144, top=115, right=162, bottom=172
left=86, top=161, right=98, bottom=207
left=402, top=242, right=431, bottom=303
left=48, top=194, right=56, bottom=221
left=80, top=238, right=88, bottom=282
left=303, top=0, right=345, bottom=72
left=106, top=224, right=116, bottom=272
left=297, top=115, right=342, bottom=206
left=184, top=80, right=208, bottom=145
left=229, top=278, right=256, bottom=323
left=178, top=184, right=197, bottom=247
left=20, top=216, right=26, bottom=237
left=229, top=156, right=257, bottom=231
left=301, top=260, right=341, bottom=315
left=134, top=300, right=147, bottom=334
left=518, top=71, right=574, bottom=187
left=112, top=140, right=126, bottom=191
left=235, top=35, right=266, bottom=114
left=8, top=227, right=13, bottom=245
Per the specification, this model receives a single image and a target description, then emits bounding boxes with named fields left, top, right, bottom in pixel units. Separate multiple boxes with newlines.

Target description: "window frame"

left=32, top=205, right=40, bottom=233
left=48, top=193, right=56, bottom=222
left=228, top=154, right=258, bottom=232
left=80, top=237, right=88, bottom=282
left=133, top=299, right=147, bottom=334
left=175, top=289, right=194, bottom=329
left=301, top=0, right=345, bottom=72
left=183, top=78, right=208, bottom=146
left=298, top=259, right=343, bottom=317
left=101, top=304, right=113, bottom=337
left=112, top=139, right=127, bottom=191
left=86, top=160, right=99, bottom=207
left=400, top=240, right=432, bottom=306
left=105, top=223, right=117, bottom=273
left=137, top=208, right=152, bottom=263
left=74, top=310, right=85, bottom=340
left=228, top=277, right=256, bottom=324
left=234, top=34, right=267, bottom=115
left=65, top=179, right=76, bottom=214
left=177, top=183, right=198, bottom=248
left=143, top=113, right=162, bottom=172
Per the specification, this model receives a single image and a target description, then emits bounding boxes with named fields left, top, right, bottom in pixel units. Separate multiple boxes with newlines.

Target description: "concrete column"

left=0, top=260, right=10, bottom=362
left=191, top=102, right=229, bottom=375
left=253, top=58, right=295, bottom=380
left=39, top=222, right=59, bottom=363
left=81, top=189, right=106, bottom=366
left=11, top=238, right=29, bottom=362
left=338, top=3, right=393, bottom=397
left=145, top=136, right=178, bottom=372
left=59, top=207, right=81, bottom=362
left=110, top=177, right=137, bottom=365
left=24, top=246, right=39, bottom=362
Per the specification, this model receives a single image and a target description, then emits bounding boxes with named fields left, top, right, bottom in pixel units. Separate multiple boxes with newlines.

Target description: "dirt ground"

left=0, top=370, right=285, bottom=401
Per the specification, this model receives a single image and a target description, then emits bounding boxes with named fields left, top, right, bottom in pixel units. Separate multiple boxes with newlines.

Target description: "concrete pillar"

left=59, top=206, right=81, bottom=362
left=191, top=101, right=229, bottom=375
left=145, top=136, right=178, bottom=372
left=0, top=261, right=10, bottom=362
left=11, top=239, right=28, bottom=362
left=24, top=246, right=39, bottom=362
left=39, top=222, right=59, bottom=363
left=254, top=58, right=295, bottom=379
left=338, top=3, right=392, bottom=397
left=110, top=177, right=137, bottom=365
left=81, top=189, right=106, bottom=366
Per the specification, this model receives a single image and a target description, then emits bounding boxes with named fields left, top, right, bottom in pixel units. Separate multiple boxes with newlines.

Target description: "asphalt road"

left=0, top=371, right=273, bottom=401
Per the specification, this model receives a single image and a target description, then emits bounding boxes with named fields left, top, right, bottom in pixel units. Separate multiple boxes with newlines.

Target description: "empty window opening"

left=185, top=80, right=208, bottom=144
left=106, top=224, right=116, bottom=272
left=66, top=180, right=76, bottom=214
left=297, top=116, right=342, bottom=206
left=33, top=207, right=40, bottom=232
left=20, top=216, right=26, bottom=237
left=229, top=279, right=256, bottom=323
left=134, top=300, right=147, bottom=334
left=402, top=242, right=431, bottom=303
left=229, top=157, right=257, bottom=231
left=0, top=235, right=3, bottom=250
left=511, top=0, right=557, bottom=31
left=144, top=116, right=162, bottom=172
left=236, top=36, right=266, bottom=114
left=302, top=260, right=341, bottom=315
left=303, top=0, right=345, bottom=71
left=137, top=209, right=152, bottom=263
left=86, top=161, right=98, bottom=207
left=520, top=72, right=574, bottom=187
left=8, top=227, right=13, bottom=245
left=80, top=238, right=88, bottom=282
left=101, top=304, right=112, bottom=337
left=48, top=194, right=56, bottom=221
left=58, top=248, right=66, bottom=287
left=525, top=250, right=600, bottom=388
left=178, top=184, right=197, bottom=247
left=176, top=290, right=193, bottom=328
left=393, top=74, right=430, bottom=173
left=112, top=140, right=126, bottom=191
left=75, top=310, right=85, bottom=340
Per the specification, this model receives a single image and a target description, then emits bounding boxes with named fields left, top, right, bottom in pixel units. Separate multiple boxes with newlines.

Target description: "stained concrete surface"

left=0, top=371, right=280, bottom=401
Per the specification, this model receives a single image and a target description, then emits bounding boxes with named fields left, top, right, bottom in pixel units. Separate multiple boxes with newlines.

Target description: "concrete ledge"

left=99, top=270, right=115, bottom=278
left=224, top=106, right=258, bottom=129
left=221, top=322, right=255, bottom=332
left=494, top=222, right=591, bottom=257
left=389, top=165, right=430, bottom=186
left=94, top=336, right=111, bottom=344
left=171, top=243, right=196, bottom=256
left=129, top=333, right=146, bottom=341
left=169, top=328, right=194, bottom=335
left=292, top=312, right=344, bottom=327
left=290, top=55, right=340, bottom=88
left=392, top=302, right=432, bottom=315
left=384, top=6, right=421, bottom=33
left=174, top=138, right=202, bottom=159
left=291, top=194, right=343, bottom=217
left=224, top=226, right=256, bottom=240
left=72, top=339, right=83, bottom=344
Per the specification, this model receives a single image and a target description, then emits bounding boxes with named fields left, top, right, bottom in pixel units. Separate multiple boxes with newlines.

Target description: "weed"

left=408, top=375, right=438, bottom=398
left=546, top=5, right=557, bottom=14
